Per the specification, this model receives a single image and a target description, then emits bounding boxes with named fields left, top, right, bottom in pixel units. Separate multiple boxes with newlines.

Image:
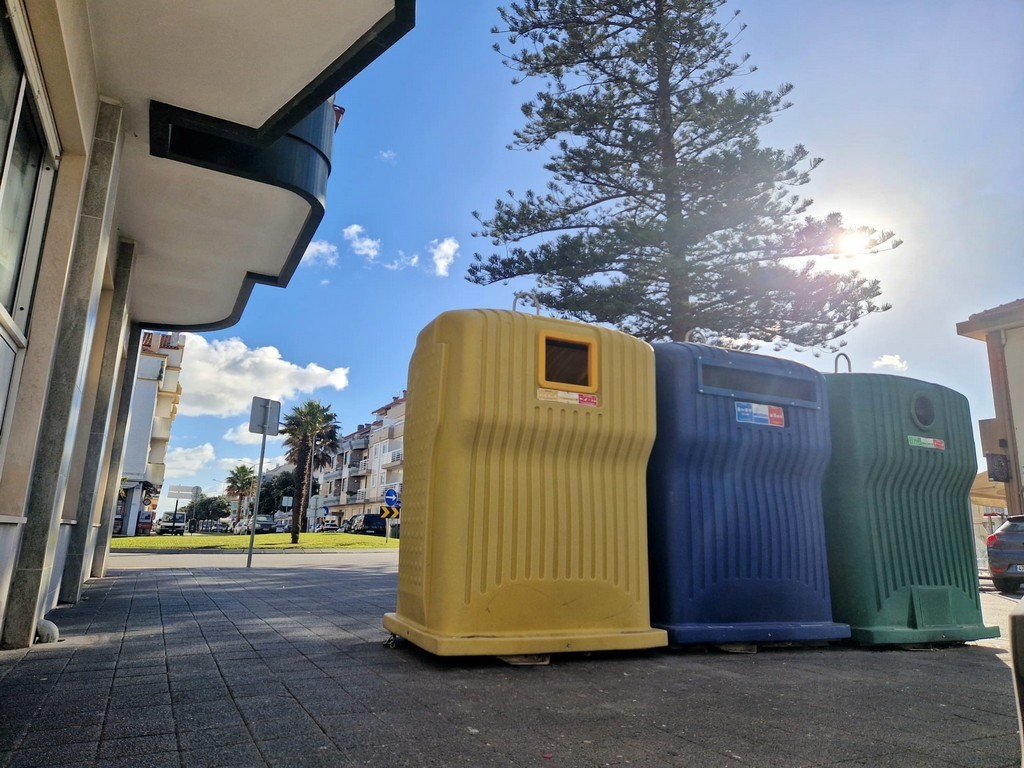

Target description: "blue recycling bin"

left=647, top=343, right=849, bottom=644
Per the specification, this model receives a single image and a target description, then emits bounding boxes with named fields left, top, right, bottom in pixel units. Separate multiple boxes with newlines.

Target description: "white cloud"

left=178, top=334, right=349, bottom=417
left=384, top=251, right=420, bottom=271
left=343, top=224, right=381, bottom=260
left=165, top=443, right=216, bottom=476
left=215, top=454, right=290, bottom=475
left=378, top=149, right=397, bottom=163
left=872, top=354, right=908, bottom=372
left=429, top=237, right=459, bottom=277
left=223, top=422, right=286, bottom=447
left=320, top=279, right=330, bottom=286
left=300, top=239, right=339, bottom=267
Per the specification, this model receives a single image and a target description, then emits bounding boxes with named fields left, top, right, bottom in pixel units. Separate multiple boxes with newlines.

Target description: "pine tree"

left=469, top=0, right=900, bottom=349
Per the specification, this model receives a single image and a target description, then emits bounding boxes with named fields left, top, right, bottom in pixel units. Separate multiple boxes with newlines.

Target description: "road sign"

left=384, top=488, right=399, bottom=506
left=191, top=485, right=202, bottom=503
left=248, top=397, right=281, bottom=436
left=167, top=488, right=194, bottom=500
left=380, top=505, right=401, bottom=519
left=309, top=494, right=322, bottom=511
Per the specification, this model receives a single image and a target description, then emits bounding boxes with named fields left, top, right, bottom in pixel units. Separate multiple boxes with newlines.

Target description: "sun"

left=837, top=231, right=872, bottom=256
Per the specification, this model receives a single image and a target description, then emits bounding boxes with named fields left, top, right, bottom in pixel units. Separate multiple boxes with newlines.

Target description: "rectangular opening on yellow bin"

left=539, top=333, right=597, bottom=393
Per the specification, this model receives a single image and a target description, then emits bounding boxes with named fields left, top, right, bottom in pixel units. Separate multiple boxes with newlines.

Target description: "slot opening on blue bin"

left=698, top=360, right=820, bottom=408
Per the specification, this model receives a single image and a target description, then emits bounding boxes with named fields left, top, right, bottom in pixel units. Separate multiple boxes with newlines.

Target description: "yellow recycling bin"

left=383, top=309, right=667, bottom=656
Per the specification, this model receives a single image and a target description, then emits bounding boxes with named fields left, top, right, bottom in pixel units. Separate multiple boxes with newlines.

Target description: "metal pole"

left=246, top=403, right=271, bottom=568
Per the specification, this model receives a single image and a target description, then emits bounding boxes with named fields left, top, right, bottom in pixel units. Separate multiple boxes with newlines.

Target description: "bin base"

left=658, top=620, right=851, bottom=646
left=847, top=624, right=1000, bottom=646
left=383, top=613, right=668, bottom=657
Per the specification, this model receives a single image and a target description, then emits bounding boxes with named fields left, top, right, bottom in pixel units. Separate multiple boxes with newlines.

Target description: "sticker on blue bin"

left=907, top=435, right=945, bottom=450
left=735, top=402, right=785, bottom=427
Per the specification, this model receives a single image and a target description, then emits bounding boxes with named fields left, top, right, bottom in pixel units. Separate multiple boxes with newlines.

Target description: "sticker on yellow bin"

left=537, top=388, right=599, bottom=407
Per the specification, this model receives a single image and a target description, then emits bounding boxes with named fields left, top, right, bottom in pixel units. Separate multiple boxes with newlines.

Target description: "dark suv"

left=349, top=513, right=386, bottom=535
left=987, top=516, right=1024, bottom=593
left=253, top=514, right=276, bottom=534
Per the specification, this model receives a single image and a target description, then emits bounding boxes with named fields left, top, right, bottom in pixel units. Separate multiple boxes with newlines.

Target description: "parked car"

left=252, top=514, right=276, bottom=534
left=232, top=517, right=251, bottom=535
left=987, top=516, right=1024, bottom=593
left=317, top=523, right=339, bottom=533
left=349, top=513, right=386, bottom=536
left=339, top=518, right=353, bottom=533
left=152, top=511, right=185, bottom=535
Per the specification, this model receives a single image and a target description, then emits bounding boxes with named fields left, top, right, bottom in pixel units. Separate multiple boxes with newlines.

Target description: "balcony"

left=322, top=468, right=344, bottom=481
left=382, top=449, right=403, bottom=468
left=383, top=482, right=403, bottom=497
left=371, top=424, right=395, bottom=441
left=351, top=459, right=370, bottom=476
left=341, top=437, right=369, bottom=451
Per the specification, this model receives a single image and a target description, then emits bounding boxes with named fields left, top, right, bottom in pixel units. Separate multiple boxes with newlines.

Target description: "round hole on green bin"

left=911, top=393, right=936, bottom=429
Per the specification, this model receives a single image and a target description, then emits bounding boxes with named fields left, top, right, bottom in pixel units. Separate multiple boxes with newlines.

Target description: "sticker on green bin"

left=907, top=435, right=945, bottom=450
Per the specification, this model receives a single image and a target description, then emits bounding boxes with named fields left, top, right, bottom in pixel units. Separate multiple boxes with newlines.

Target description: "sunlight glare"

left=837, top=231, right=871, bottom=255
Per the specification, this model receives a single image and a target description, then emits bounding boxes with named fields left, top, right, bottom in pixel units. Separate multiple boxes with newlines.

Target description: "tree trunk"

left=290, top=444, right=309, bottom=544
left=654, top=0, right=691, bottom=341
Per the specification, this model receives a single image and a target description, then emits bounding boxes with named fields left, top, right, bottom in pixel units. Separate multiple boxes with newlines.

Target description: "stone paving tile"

left=1, top=554, right=1019, bottom=768
left=96, top=733, right=178, bottom=759
left=93, top=752, right=181, bottom=768
left=18, top=723, right=102, bottom=749
left=181, top=741, right=267, bottom=768
left=7, top=742, right=96, bottom=768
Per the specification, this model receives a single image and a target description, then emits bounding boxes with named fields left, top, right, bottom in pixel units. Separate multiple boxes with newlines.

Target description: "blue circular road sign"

left=384, top=488, right=398, bottom=506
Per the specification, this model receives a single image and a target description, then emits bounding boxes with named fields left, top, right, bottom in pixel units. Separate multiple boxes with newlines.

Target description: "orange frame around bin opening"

left=537, top=331, right=598, bottom=394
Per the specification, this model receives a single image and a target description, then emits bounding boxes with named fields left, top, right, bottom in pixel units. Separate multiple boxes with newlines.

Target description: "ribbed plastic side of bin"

left=822, top=373, right=998, bottom=645
left=647, top=343, right=849, bottom=644
left=383, top=309, right=667, bottom=656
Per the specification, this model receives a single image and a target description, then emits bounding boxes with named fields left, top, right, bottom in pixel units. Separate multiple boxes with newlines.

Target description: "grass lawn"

left=110, top=532, right=399, bottom=551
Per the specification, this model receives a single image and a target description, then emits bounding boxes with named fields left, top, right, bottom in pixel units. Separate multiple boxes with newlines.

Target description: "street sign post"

left=245, top=397, right=281, bottom=568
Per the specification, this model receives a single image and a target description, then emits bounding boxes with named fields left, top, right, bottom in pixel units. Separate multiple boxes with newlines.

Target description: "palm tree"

left=225, top=464, right=257, bottom=524
left=280, top=400, right=340, bottom=543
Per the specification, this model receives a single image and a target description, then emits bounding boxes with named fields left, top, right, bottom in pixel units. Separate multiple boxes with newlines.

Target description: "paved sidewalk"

left=0, top=550, right=1018, bottom=767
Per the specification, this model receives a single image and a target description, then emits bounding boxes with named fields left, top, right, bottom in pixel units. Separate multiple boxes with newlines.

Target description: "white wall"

left=122, top=355, right=163, bottom=477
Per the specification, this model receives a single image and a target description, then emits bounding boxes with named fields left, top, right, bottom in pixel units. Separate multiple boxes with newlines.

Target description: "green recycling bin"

left=822, top=373, right=998, bottom=645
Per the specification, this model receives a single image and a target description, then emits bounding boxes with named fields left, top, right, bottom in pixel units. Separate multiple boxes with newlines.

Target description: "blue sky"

left=158, top=1, right=1024, bottom=506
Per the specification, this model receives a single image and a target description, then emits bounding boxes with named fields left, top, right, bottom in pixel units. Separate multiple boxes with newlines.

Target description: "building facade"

left=117, top=331, right=185, bottom=536
left=958, top=299, right=1024, bottom=520
left=0, top=1, right=414, bottom=649
left=319, top=394, right=405, bottom=524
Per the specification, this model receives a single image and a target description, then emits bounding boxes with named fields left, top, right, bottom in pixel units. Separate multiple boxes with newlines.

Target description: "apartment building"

left=0, top=2, right=414, bottom=649
left=320, top=423, right=371, bottom=520
left=117, top=331, right=185, bottom=536
left=319, top=394, right=405, bottom=523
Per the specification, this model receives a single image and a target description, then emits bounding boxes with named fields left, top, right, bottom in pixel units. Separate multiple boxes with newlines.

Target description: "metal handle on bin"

left=512, top=291, right=541, bottom=314
left=834, top=353, right=852, bottom=373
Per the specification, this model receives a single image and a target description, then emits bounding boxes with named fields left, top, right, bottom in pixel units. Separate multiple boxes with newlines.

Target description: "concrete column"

left=59, top=240, right=133, bottom=603
left=1, top=101, right=122, bottom=649
left=92, top=321, right=141, bottom=578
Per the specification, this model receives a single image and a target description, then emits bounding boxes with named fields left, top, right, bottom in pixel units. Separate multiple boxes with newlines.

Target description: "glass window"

left=0, top=22, right=23, bottom=166
left=0, top=15, right=54, bottom=452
